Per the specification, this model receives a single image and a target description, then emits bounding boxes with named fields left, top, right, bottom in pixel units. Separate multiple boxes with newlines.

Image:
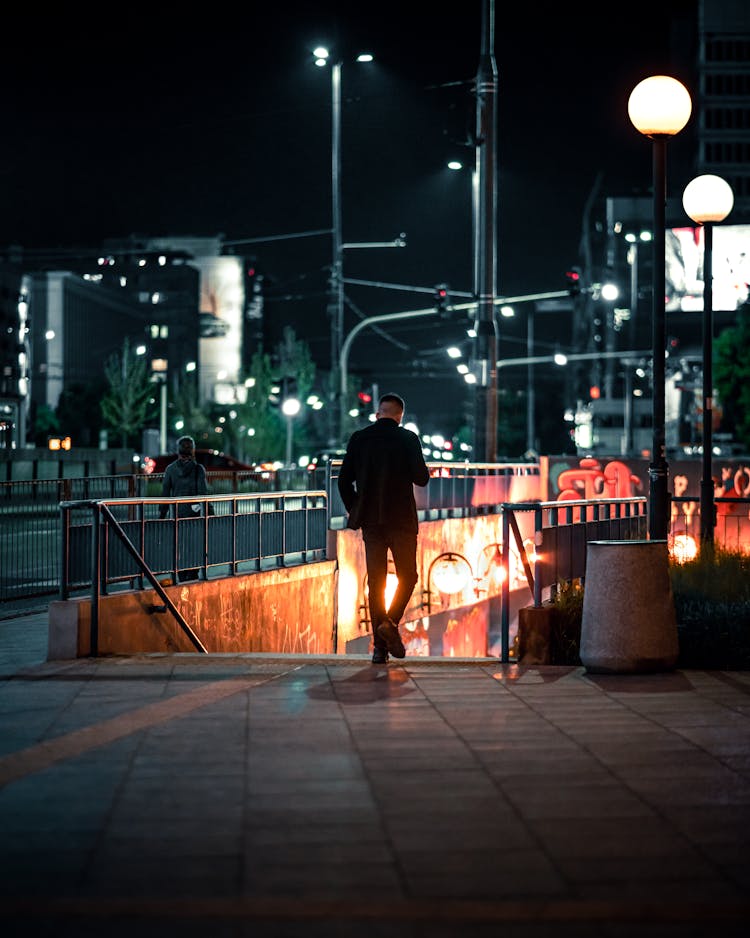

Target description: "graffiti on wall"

left=547, top=456, right=750, bottom=554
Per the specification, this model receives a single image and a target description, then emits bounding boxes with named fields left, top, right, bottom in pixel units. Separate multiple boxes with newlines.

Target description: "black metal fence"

left=2, top=462, right=749, bottom=610
left=61, top=492, right=329, bottom=599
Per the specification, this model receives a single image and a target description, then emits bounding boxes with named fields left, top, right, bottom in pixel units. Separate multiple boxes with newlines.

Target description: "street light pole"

left=628, top=75, right=692, bottom=541
left=682, top=173, right=735, bottom=549
left=472, top=0, right=498, bottom=462
left=329, top=60, right=343, bottom=448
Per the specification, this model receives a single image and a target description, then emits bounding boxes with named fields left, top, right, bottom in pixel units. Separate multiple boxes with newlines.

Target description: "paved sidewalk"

left=0, top=608, right=749, bottom=937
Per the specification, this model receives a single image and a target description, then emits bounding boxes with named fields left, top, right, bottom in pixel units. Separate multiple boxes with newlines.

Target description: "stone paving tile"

left=2, top=610, right=750, bottom=936
left=245, top=821, right=386, bottom=846
left=525, top=817, right=700, bottom=859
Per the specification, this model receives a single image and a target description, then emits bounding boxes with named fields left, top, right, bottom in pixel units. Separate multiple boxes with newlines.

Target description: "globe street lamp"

left=628, top=75, right=692, bottom=541
left=682, top=174, right=735, bottom=549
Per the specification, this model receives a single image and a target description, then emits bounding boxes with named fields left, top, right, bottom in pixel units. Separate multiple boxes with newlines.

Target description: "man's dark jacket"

left=337, top=418, right=429, bottom=532
left=159, top=456, right=208, bottom=518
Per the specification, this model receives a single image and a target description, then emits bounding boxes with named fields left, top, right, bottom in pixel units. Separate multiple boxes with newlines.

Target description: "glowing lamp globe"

left=682, top=174, right=734, bottom=224
left=628, top=76, right=692, bottom=137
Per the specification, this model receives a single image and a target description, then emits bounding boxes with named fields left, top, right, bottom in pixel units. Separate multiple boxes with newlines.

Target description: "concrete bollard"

left=580, top=540, right=678, bottom=674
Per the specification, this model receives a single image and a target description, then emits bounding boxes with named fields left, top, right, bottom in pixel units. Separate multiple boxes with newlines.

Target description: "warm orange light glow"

left=670, top=535, right=698, bottom=564
left=385, top=573, right=398, bottom=610
left=431, top=554, right=472, bottom=594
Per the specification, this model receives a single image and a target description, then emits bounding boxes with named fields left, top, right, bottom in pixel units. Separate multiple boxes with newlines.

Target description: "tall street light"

left=472, top=0, right=498, bottom=462
left=313, top=46, right=373, bottom=448
left=628, top=75, right=692, bottom=541
left=682, top=174, right=734, bottom=549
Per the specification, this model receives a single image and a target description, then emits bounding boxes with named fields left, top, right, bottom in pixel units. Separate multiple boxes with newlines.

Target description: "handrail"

left=97, top=503, right=207, bottom=653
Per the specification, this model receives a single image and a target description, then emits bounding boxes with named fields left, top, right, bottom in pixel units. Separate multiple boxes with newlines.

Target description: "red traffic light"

left=357, top=391, right=372, bottom=403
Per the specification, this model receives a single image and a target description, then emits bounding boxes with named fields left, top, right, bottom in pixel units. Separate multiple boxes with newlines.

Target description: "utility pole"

left=473, top=0, right=499, bottom=461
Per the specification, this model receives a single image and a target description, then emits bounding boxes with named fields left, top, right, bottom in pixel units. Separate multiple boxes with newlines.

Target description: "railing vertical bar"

left=90, top=503, right=101, bottom=657
left=500, top=507, right=511, bottom=663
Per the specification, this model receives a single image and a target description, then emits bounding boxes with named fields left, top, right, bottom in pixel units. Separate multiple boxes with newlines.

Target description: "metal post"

left=649, top=137, right=669, bottom=541
left=329, top=61, right=344, bottom=447
left=526, top=306, right=534, bottom=453
left=472, top=0, right=498, bottom=462
left=285, top=413, right=294, bottom=467
left=159, top=380, right=167, bottom=453
left=700, top=221, right=714, bottom=546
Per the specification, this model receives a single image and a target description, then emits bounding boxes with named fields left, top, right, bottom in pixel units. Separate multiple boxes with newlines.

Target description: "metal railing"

left=2, top=460, right=749, bottom=610
left=495, top=496, right=648, bottom=661
left=60, top=491, right=329, bottom=598
left=61, top=491, right=328, bottom=656
left=671, top=495, right=750, bottom=555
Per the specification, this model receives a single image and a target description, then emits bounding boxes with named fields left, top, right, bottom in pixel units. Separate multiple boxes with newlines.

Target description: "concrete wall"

left=49, top=560, right=337, bottom=658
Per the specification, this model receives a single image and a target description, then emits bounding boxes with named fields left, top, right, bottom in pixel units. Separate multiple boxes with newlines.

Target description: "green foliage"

left=169, top=373, right=212, bottom=445
left=100, top=338, right=157, bottom=448
left=57, top=379, right=108, bottom=447
left=220, top=328, right=318, bottom=463
left=714, top=301, right=750, bottom=451
left=670, top=548, right=750, bottom=669
left=32, top=403, right=59, bottom=446
left=549, top=579, right=584, bottom=665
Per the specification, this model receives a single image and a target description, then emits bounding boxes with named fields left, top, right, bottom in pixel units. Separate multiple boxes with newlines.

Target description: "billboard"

left=666, top=223, right=750, bottom=313
left=191, top=256, right=243, bottom=403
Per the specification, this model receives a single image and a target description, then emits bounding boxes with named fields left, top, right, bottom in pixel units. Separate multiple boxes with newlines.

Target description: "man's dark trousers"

left=362, top=523, right=419, bottom=639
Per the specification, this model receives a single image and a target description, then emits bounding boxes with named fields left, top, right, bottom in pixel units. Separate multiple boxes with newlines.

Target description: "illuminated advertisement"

left=191, top=256, right=243, bottom=403
left=666, top=223, right=750, bottom=313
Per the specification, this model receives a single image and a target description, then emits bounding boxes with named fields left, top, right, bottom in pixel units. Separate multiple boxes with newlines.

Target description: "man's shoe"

left=376, top=618, right=406, bottom=659
left=371, top=647, right=389, bottom=665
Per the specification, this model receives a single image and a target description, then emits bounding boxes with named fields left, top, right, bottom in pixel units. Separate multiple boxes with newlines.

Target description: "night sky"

left=1, top=1, right=699, bottom=437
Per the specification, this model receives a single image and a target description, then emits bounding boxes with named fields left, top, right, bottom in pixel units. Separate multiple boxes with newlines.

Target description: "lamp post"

left=628, top=75, right=692, bottom=541
left=313, top=47, right=373, bottom=448
left=682, top=174, right=734, bottom=549
left=472, top=0, right=498, bottom=462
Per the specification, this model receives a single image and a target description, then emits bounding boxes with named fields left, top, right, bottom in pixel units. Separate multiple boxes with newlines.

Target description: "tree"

left=169, top=372, right=212, bottom=449
left=227, top=328, right=318, bottom=463
left=714, top=301, right=750, bottom=452
left=56, top=379, right=108, bottom=447
left=31, top=403, right=59, bottom=446
left=100, top=338, right=157, bottom=449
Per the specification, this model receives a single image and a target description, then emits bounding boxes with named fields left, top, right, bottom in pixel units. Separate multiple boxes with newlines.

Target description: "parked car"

left=140, top=449, right=256, bottom=474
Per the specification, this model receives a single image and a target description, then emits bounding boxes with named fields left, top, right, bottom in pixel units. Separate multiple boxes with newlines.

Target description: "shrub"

left=549, top=579, right=584, bottom=665
left=670, top=548, right=750, bottom=669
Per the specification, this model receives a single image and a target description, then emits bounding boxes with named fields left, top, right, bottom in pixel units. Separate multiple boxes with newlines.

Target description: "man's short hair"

left=378, top=393, right=405, bottom=412
left=177, top=436, right=195, bottom=455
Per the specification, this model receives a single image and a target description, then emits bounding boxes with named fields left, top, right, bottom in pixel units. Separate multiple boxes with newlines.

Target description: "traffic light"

left=565, top=267, right=582, bottom=297
left=244, top=258, right=264, bottom=321
left=434, top=284, right=449, bottom=317
left=357, top=388, right=373, bottom=416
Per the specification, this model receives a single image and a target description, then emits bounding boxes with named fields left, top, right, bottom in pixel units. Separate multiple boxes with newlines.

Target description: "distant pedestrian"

left=159, top=435, right=209, bottom=581
left=338, top=393, right=429, bottom=664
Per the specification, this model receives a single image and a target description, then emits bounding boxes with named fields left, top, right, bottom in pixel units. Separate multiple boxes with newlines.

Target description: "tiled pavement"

left=0, top=607, right=749, bottom=937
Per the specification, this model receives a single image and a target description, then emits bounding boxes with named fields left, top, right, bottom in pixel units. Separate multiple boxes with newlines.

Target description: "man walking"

left=338, top=393, right=430, bottom=664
